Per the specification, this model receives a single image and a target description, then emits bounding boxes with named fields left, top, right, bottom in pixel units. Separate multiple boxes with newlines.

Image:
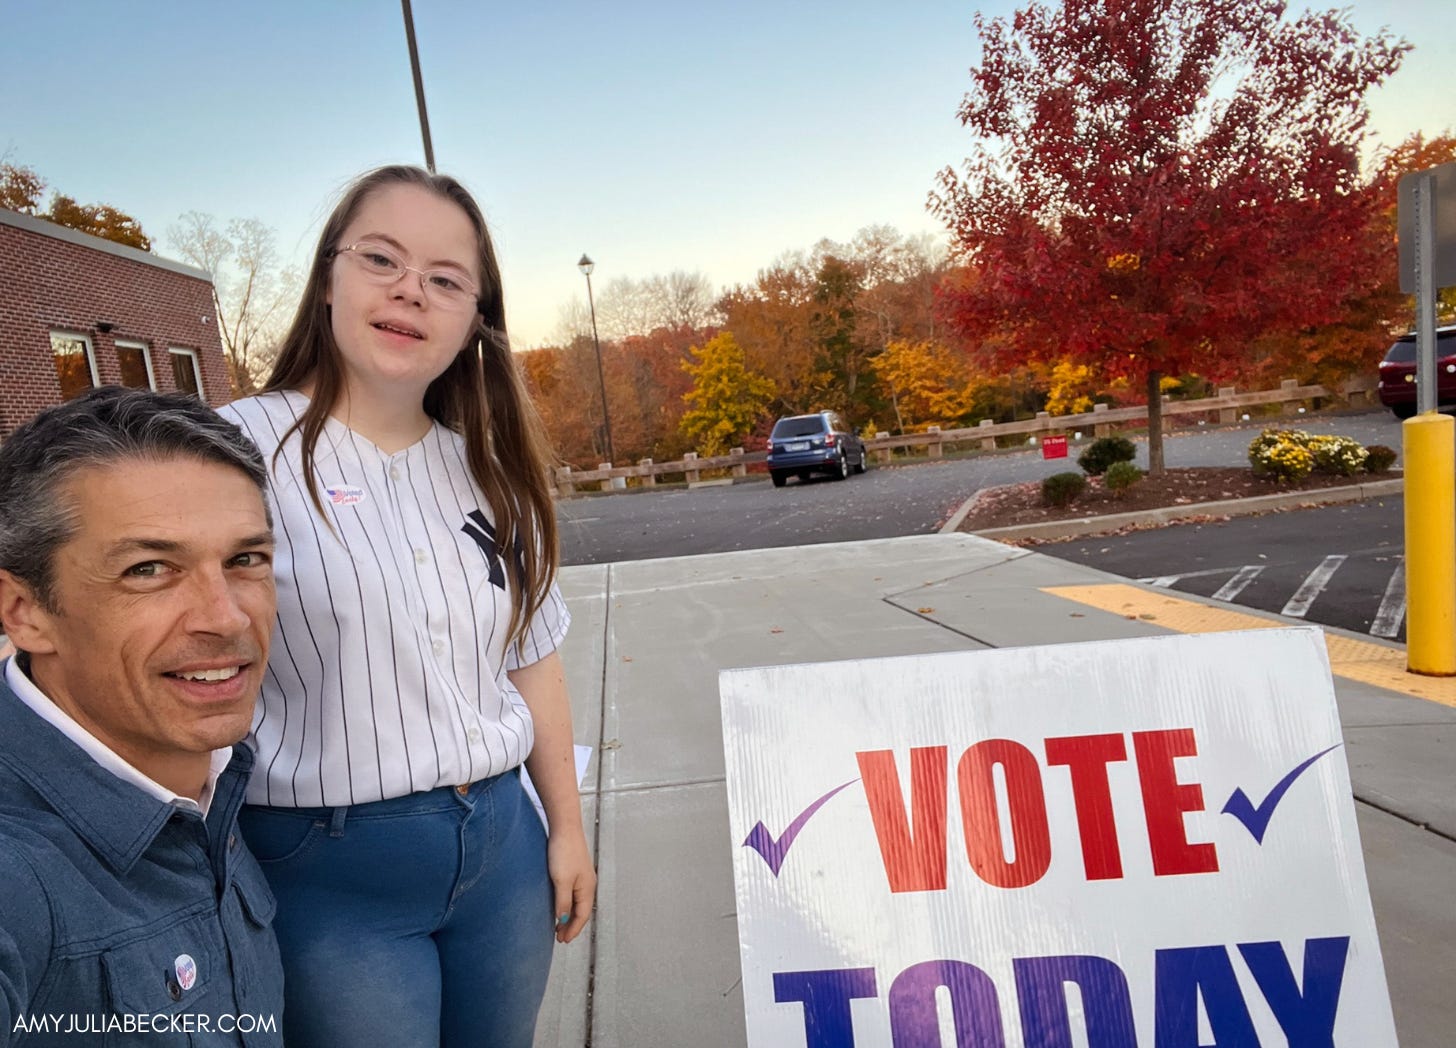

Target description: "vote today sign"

left=719, top=628, right=1396, bottom=1046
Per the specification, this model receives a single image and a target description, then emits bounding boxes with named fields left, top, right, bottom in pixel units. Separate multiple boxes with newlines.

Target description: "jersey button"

left=390, top=466, right=401, bottom=481
left=414, top=548, right=428, bottom=565
left=432, top=639, right=445, bottom=656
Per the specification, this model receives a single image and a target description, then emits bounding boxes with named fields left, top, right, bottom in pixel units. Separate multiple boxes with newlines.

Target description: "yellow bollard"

left=1403, top=412, right=1456, bottom=675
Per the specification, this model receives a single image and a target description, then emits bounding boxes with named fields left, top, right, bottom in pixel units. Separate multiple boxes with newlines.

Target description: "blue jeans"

left=237, top=770, right=554, bottom=1048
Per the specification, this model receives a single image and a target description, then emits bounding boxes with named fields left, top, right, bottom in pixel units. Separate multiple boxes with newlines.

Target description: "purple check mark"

left=743, top=779, right=859, bottom=876
left=1221, top=743, right=1343, bottom=844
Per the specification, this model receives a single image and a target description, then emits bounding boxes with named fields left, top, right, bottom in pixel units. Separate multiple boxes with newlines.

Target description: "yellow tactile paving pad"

left=1043, top=583, right=1456, bottom=710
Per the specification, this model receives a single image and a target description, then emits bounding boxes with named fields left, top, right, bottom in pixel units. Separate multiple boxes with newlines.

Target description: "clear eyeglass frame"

left=333, top=241, right=481, bottom=311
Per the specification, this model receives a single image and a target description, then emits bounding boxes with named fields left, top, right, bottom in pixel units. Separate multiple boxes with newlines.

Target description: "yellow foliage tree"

left=870, top=339, right=977, bottom=431
left=680, top=332, right=777, bottom=455
left=1043, top=360, right=1097, bottom=415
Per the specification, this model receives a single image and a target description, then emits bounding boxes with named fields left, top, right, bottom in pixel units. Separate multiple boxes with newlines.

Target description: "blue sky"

left=2, top=1, right=1449, bottom=348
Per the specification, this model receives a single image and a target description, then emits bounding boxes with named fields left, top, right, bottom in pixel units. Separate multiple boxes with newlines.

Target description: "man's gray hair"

left=0, top=387, right=270, bottom=611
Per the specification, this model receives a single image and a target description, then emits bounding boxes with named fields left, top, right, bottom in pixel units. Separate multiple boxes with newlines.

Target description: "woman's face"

left=326, top=183, right=482, bottom=403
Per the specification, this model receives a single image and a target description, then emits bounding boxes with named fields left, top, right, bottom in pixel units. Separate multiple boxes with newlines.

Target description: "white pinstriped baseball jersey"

left=219, top=390, right=570, bottom=808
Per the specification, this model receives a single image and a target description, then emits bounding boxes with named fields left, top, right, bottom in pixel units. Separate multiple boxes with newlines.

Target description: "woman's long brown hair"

left=263, top=165, right=559, bottom=653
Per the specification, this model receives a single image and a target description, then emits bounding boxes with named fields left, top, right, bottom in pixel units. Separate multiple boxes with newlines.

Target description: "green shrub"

left=1249, top=435, right=1315, bottom=481
left=1077, top=436, right=1137, bottom=476
left=1249, top=428, right=1373, bottom=481
left=1103, top=461, right=1143, bottom=495
left=1042, top=471, right=1088, bottom=507
left=1306, top=434, right=1368, bottom=476
left=1364, top=444, right=1397, bottom=474
left=1247, top=428, right=1308, bottom=471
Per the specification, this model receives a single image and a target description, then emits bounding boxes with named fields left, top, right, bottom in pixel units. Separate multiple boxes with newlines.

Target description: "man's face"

left=8, top=457, right=275, bottom=780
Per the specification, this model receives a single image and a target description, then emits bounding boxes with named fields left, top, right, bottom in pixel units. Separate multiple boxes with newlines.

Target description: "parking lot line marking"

left=1139, top=566, right=1260, bottom=584
left=1041, top=583, right=1456, bottom=709
left=1281, top=555, right=1347, bottom=618
left=1369, top=558, right=1407, bottom=639
left=1148, top=574, right=1182, bottom=587
left=1211, top=565, right=1264, bottom=603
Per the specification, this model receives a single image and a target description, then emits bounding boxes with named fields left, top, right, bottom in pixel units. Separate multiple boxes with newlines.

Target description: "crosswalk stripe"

left=1370, top=557, right=1407, bottom=639
left=1281, top=555, right=1347, bottom=618
left=1211, top=565, right=1264, bottom=603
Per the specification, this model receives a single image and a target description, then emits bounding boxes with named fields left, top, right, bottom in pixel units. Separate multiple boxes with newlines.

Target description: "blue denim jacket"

left=0, top=664, right=284, bottom=1045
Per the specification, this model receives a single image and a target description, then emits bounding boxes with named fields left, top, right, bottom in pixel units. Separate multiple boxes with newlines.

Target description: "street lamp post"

left=399, top=0, right=436, bottom=173
left=578, top=254, right=615, bottom=464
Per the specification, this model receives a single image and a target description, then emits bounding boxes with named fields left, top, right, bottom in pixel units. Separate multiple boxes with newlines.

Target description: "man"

left=0, top=387, right=284, bottom=1045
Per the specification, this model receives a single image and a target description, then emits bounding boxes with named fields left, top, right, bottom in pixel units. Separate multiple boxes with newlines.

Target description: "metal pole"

left=1415, top=173, right=1437, bottom=413
left=400, top=0, right=436, bottom=173
left=584, top=271, right=614, bottom=463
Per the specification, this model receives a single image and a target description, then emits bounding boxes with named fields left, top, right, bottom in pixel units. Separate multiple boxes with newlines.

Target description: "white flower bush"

left=1247, top=428, right=1369, bottom=482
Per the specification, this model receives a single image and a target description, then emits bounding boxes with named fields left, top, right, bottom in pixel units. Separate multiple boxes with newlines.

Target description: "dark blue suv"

left=766, top=411, right=868, bottom=487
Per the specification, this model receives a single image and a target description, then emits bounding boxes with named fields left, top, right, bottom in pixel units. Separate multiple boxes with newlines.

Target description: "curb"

left=947, top=477, right=1404, bottom=543
left=939, top=487, right=989, bottom=534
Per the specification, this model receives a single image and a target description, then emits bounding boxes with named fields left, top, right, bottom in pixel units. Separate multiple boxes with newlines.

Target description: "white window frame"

left=48, top=330, right=100, bottom=398
left=168, top=347, right=204, bottom=399
left=114, top=339, right=157, bottom=391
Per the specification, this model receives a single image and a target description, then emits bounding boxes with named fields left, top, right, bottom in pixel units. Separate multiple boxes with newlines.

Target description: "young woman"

left=219, top=165, right=594, bottom=1048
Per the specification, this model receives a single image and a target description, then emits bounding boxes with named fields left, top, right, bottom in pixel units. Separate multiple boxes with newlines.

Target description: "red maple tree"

left=930, top=0, right=1407, bottom=471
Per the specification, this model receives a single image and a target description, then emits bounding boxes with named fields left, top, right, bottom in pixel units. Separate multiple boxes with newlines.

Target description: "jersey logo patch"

left=325, top=485, right=367, bottom=506
left=461, top=510, right=524, bottom=591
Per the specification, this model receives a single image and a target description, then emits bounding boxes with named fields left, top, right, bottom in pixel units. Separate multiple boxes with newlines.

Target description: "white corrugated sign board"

left=719, top=627, right=1395, bottom=1047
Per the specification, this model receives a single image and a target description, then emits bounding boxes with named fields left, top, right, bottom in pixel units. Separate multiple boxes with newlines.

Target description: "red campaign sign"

left=1041, top=435, right=1068, bottom=459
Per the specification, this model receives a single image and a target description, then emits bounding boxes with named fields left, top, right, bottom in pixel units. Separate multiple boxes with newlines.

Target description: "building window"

left=169, top=347, right=203, bottom=398
left=115, top=341, right=156, bottom=390
left=49, top=331, right=99, bottom=401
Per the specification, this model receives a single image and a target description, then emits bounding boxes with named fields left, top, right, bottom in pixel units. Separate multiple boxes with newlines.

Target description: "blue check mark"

left=1222, top=743, right=1343, bottom=844
left=743, top=779, right=859, bottom=876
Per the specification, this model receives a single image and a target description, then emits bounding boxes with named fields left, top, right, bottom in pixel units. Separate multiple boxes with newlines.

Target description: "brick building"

left=0, top=208, right=229, bottom=438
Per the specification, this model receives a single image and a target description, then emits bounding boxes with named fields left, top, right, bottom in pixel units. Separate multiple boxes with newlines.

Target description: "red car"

left=1377, top=326, right=1456, bottom=419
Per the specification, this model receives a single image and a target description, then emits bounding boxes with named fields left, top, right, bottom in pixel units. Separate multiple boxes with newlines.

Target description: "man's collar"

left=0, top=659, right=254, bottom=875
left=5, top=658, right=234, bottom=815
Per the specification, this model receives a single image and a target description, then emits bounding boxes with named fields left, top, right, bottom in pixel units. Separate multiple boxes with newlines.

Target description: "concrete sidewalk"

left=535, top=534, right=1456, bottom=1048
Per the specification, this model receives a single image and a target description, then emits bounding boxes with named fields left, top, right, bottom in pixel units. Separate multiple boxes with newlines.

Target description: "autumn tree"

left=718, top=262, right=820, bottom=412
left=653, top=271, right=718, bottom=330
left=680, top=332, right=776, bottom=455
left=167, top=212, right=299, bottom=396
left=578, top=271, right=717, bottom=341
left=593, top=277, right=660, bottom=341
left=519, top=341, right=604, bottom=466
left=0, top=163, right=44, bottom=213
left=931, top=0, right=1407, bottom=472
left=809, top=255, right=874, bottom=418
left=1376, top=130, right=1456, bottom=322
left=613, top=325, right=702, bottom=459
left=1244, top=129, right=1456, bottom=386
left=870, top=340, right=979, bottom=431
left=2, top=162, right=152, bottom=250
left=45, top=196, right=151, bottom=250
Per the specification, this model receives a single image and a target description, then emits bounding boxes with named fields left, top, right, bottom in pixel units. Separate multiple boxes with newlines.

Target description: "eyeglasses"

left=332, top=242, right=481, bottom=311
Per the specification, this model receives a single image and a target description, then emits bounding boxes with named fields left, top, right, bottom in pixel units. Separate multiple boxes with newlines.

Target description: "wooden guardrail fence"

left=555, top=376, right=1378, bottom=495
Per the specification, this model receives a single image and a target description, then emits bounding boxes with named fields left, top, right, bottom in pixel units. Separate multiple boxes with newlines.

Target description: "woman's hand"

left=511, top=651, right=597, bottom=945
left=548, top=826, right=596, bottom=943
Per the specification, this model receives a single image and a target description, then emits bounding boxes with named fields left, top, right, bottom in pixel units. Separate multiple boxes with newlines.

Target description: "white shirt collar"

left=4, top=656, right=233, bottom=817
